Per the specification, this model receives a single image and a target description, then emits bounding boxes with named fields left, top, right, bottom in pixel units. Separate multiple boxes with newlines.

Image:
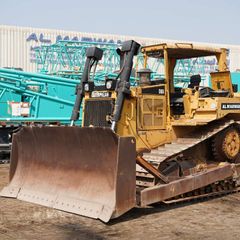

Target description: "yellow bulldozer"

left=1, top=40, right=240, bottom=222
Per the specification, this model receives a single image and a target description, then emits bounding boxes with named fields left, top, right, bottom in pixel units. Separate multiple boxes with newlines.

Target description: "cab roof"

left=141, top=43, right=226, bottom=59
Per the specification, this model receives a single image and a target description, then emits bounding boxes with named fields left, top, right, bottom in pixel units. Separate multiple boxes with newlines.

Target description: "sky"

left=1, top=0, right=240, bottom=45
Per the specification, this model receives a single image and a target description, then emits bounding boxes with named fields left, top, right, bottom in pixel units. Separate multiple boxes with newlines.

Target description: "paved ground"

left=0, top=164, right=240, bottom=240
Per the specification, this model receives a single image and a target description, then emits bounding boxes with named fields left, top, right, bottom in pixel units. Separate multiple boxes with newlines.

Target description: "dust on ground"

left=0, top=164, right=240, bottom=240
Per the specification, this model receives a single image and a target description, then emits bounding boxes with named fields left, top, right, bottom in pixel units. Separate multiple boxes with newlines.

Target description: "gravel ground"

left=0, top=164, right=240, bottom=240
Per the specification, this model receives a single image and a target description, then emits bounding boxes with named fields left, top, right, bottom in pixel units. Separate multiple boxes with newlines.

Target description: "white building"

left=0, top=25, right=240, bottom=72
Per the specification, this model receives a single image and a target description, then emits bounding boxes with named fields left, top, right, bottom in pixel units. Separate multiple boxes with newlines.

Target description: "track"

left=163, top=177, right=240, bottom=204
left=136, top=119, right=239, bottom=188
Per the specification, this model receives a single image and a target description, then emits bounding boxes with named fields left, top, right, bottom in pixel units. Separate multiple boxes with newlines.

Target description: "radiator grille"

left=84, top=100, right=113, bottom=127
left=139, top=97, right=165, bottom=130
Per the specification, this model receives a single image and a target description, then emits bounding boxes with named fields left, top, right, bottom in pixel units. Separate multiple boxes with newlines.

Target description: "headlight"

left=106, top=81, right=112, bottom=90
left=105, top=78, right=117, bottom=90
left=84, top=83, right=89, bottom=92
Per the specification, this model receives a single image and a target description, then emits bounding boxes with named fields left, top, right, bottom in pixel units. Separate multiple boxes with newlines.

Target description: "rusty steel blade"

left=0, top=126, right=136, bottom=222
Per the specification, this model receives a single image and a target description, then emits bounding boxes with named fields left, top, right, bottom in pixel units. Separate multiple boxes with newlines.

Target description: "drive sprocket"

left=212, top=126, right=240, bottom=163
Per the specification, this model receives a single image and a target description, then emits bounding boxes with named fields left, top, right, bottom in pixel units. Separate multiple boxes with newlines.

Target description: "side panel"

left=137, top=94, right=166, bottom=130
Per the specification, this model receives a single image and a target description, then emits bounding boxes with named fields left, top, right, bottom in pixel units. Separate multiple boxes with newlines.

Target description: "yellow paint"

left=82, top=43, right=240, bottom=153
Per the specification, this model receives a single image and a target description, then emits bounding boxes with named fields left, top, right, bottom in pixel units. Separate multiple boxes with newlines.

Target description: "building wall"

left=0, top=25, right=240, bottom=72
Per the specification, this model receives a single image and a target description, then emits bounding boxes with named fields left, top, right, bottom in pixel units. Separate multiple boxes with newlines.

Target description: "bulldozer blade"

left=0, top=126, right=136, bottom=222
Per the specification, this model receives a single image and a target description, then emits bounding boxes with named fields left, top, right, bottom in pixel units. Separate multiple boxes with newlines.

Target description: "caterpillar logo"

left=91, top=91, right=111, bottom=98
left=221, top=103, right=240, bottom=110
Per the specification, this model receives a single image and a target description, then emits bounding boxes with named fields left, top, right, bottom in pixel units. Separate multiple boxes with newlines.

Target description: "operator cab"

left=141, top=43, right=230, bottom=118
left=137, top=69, right=203, bottom=115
